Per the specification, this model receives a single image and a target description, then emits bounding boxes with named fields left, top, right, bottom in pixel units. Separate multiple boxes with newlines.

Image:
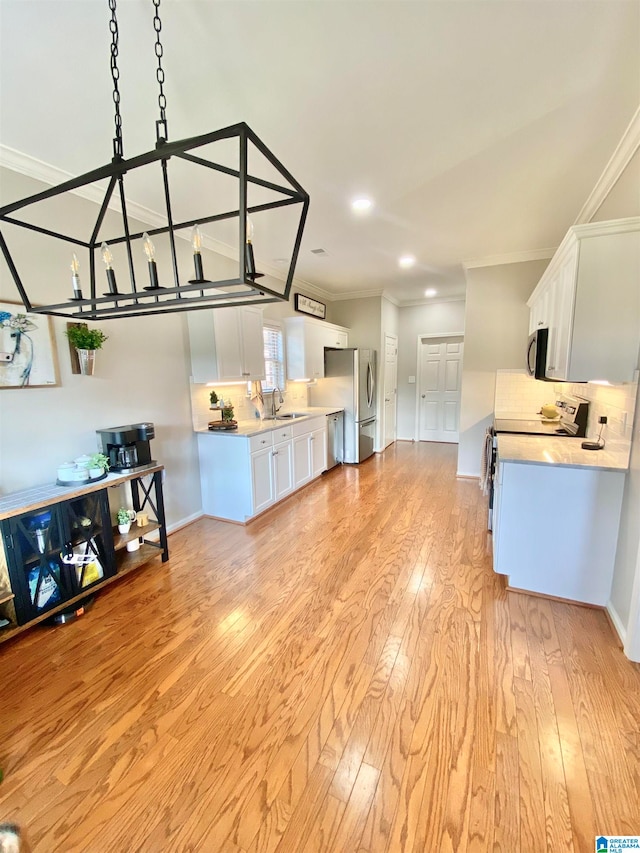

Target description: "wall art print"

left=0, top=302, right=60, bottom=388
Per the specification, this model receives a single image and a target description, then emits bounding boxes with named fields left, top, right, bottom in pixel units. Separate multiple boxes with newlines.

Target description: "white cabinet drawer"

left=249, top=432, right=273, bottom=453
left=292, top=416, right=325, bottom=437
left=272, top=425, right=293, bottom=444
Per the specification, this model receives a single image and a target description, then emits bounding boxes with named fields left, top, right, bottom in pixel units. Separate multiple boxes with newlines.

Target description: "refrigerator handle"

left=367, top=360, right=374, bottom=409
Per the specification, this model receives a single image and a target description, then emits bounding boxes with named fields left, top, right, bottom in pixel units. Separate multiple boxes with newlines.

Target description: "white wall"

left=331, top=297, right=381, bottom=350
left=396, top=299, right=466, bottom=440
left=592, top=144, right=640, bottom=656
left=457, top=260, right=549, bottom=477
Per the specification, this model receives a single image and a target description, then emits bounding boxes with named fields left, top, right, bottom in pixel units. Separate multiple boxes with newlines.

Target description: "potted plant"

left=87, top=452, right=110, bottom=479
left=65, top=324, right=108, bottom=375
left=222, top=404, right=234, bottom=423
left=209, top=390, right=218, bottom=407
left=116, top=507, right=136, bottom=534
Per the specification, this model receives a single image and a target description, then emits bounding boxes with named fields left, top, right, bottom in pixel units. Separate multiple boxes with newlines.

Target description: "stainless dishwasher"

left=326, top=411, right=344, bottom=470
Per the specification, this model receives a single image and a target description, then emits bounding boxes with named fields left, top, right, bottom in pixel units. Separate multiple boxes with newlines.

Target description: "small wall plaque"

left=294, top=293, right=326, bottom=320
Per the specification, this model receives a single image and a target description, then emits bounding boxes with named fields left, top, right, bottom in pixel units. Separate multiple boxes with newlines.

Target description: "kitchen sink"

left=276, top=412, right=308, bottom=420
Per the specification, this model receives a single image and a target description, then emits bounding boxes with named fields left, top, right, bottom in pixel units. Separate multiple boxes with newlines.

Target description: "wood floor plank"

left=1, top=442, right=638, bottom=852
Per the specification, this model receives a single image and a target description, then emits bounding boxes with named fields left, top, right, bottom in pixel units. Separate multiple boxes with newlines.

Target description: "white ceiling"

left=1, top=0, right=639, bottom=305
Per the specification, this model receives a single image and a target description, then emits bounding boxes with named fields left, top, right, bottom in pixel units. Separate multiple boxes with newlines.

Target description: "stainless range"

left=494, top=394, right=589, bottom=438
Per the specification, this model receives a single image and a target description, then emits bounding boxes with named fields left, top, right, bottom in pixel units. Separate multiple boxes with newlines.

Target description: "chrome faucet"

left=271, top=385, right=284, bottom=417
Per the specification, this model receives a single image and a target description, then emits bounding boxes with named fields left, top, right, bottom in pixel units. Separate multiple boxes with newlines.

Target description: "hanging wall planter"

left=65, top=323, right=108, bottom=375
left=76, top=348, right=95, bottom=376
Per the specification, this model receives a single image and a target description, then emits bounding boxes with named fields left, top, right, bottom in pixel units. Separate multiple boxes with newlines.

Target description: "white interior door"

left=383, top=334, right=398, bottom=449
left=418, top=336, right=464, bottom=443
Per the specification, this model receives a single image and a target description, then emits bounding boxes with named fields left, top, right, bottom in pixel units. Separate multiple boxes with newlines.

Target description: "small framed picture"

left=294, top=293, right=326, bottom=320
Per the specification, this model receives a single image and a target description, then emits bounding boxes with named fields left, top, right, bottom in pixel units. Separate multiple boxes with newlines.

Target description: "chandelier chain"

left=152, top=0, right=167, bottom=124
left=108, top=0, right=123, bottom=158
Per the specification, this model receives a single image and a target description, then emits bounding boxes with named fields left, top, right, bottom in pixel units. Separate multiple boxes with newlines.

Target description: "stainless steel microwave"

left=527, top=327, right=549, bottom=380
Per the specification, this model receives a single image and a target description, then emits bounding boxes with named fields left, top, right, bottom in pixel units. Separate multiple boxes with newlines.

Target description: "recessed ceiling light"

left=424, top=288, right=437, bottom=297
left=398, top=255, right=416, bottom=269
left=351, top=197, right=373, bottom=212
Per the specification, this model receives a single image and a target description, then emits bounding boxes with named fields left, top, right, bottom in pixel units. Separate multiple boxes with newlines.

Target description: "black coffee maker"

left=96, top=422, right=156, bottom=473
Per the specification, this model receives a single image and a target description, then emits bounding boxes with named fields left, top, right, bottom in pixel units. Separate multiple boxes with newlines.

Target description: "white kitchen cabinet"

left=292, top=434, right=312, bottom=489
left=188, top=306, right=265, bottom=383
left=310, top=426, right=327, bottom=478
left=527, top=217, right=640, bottom=382
left=492, top=455, right=625, bottom=605
left=272, top=427, right=294, bottom=502
left=250, top=445, right=275, bottom=514
left=285, top=317, right=349, bottom=381
left=197, top=417, right=325, bottom=522
left=292, top=416, right=327, bottom=488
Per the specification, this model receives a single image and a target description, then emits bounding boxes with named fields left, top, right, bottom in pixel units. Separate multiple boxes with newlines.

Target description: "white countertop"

left=496, top=434, right=630, bottom=472
left=195, top=407, right=344, bottom=438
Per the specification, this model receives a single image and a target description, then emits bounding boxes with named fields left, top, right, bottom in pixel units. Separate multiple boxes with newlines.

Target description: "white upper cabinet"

left=528, top=218, right=640, bottom=382
left=285, top=316, right=349, bottom=381
left=188, top=306, right=266, bottom=383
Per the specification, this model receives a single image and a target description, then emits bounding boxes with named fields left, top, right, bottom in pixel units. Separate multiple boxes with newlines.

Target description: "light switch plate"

left=408, top=375, right=416, bottom=384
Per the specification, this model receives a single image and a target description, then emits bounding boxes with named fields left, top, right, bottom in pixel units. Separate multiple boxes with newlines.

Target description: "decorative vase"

left=77, top=348, right=96, bottom=376
left=118, top=522, right=131, bottom=534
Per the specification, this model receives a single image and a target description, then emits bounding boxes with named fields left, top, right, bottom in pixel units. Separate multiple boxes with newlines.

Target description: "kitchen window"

left=262, top=323, right=285, bottom=392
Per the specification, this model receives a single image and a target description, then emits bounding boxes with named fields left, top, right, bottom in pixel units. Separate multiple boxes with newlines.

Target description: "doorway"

left=418, top=336, right=464, bottom=443
left=383, top=333, right=398, bottom=448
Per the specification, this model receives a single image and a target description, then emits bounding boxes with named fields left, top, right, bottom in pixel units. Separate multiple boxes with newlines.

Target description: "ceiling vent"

left=311, top=248, right=328, bottom=256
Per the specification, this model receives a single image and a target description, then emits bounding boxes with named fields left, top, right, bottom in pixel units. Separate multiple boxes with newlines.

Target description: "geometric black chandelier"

left=0, top=0, right=309, bottom=321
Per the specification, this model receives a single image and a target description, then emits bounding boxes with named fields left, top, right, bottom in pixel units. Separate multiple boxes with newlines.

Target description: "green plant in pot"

left=65, top=324, right=108, bottom=376
left=222, top=404, right=234, bottom=422
left=88, top=452, right=110, bottom=479
left=116, top=507, right=136, bottom=534
left=209, top=390, right=218, bottom=407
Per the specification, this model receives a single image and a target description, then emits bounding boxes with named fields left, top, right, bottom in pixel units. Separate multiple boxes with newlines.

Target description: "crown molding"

left=329, top=288, right=385, bottom=302
left=463, top=247, right=555, bottom=270
left=574, top=103, right=640, bottom=225
left=399, top=294, right=466, bottom=308
left=382, top=291, right=401, bottom=307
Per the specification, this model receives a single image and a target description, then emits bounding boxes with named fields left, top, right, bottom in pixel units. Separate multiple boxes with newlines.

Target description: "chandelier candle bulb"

left=100, top=242, right=119, bottom=294
left=142, top=232, right=160, bottom=290
left=70, top=253, right=83, bottom=300
left=244, top=215, right=263, bottom=280
left=191, top=225, right=204, bottom=281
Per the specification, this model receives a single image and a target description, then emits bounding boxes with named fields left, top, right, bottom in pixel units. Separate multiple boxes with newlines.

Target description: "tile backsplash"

left=190, top=381, right=309, bottom=431
left=494, top=369, right=638, bottom=443
left=493, top=370, right=550, bottom=418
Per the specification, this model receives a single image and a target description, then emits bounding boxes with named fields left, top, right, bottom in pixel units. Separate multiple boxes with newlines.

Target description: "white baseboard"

left=167, top=511, right=205, bottom=535
left=606, top=600, right=627, bottom=646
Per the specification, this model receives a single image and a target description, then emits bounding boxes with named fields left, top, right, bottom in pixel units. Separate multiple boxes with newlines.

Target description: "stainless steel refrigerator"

left=310, top=348, right=376, bottom=463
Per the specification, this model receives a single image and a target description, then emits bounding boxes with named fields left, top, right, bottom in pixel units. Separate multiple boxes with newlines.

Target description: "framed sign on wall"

left=294, top=293, right=326, bottom=320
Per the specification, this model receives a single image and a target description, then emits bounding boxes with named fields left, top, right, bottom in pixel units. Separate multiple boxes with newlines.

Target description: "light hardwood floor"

left=0, top=442, right=638, bottom=852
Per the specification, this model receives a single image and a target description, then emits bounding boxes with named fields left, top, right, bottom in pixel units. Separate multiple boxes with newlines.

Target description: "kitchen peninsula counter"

left=195, top=407, right=343, bottom=438
left=496, top=434, right=630, bottom=472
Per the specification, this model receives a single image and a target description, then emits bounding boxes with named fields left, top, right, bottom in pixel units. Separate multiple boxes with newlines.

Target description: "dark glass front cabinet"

left=1, top=491, right=116, bottom=625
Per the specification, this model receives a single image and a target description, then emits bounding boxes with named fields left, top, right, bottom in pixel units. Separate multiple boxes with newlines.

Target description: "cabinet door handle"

left=538, top=321, right=544, bottom=325
left=272, top=450, right=278, bottom=456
